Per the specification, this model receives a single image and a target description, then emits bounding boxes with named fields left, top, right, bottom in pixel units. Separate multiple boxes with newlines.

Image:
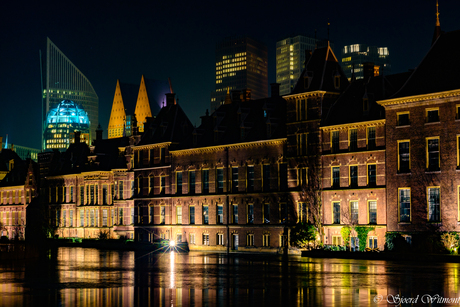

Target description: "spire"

left=224, top=87, right=232, bottom=105
left=327, top=19, right=330, bottom=41
left=432, top=0, right=442, bottom=45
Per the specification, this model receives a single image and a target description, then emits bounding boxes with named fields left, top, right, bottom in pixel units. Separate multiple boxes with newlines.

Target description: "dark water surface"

left=1, top=247, right=460, bottom=306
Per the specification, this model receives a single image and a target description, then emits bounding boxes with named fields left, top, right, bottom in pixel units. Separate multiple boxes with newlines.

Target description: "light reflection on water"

left=0, top=247, right=460, bottom=306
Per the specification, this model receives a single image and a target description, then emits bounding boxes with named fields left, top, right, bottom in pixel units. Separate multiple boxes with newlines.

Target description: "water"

left=1, top=247, right=460, bottom=306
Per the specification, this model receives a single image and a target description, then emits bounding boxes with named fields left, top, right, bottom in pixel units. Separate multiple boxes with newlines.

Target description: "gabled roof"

left=392, top=30, right=460, bottom=99
left=0, top=149, right=37, bottom=187
left=291, top=43, right=349, bottom=95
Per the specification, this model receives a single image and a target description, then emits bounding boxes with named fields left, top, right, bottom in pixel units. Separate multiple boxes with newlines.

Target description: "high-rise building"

left=41, top=37, right=98, bottom=149
left=210, top=36, right=268, bottom=111
left=276, top=35, right=321, bottom=96
left=341, top=44, right=390, bottom=80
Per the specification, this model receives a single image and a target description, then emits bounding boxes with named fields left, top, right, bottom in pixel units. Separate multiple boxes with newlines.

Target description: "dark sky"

left=1, top=0, right=458, bottom=149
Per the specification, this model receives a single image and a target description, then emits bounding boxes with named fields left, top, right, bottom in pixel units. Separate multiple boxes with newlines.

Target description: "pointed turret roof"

left=432, top=0, right=442, bottom=45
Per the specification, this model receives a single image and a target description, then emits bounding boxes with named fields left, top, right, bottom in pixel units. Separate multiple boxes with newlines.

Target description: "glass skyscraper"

left=41, top=38, right=98, bottom=150
left=341, top=44, right=391, bottom=80
left=210, top=36, right=268, bottom=111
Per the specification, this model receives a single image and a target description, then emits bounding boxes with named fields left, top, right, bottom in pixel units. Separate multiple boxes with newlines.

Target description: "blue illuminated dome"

left=43, top=100, right=91, bottom=151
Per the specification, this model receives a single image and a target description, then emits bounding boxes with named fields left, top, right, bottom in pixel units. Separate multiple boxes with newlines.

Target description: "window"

left=331, top=131, right=339, bottom=153
left=189, top=206, right=195, bottom=224
left=349, top=129, right=357, bottom=151
left=263, top=165, right=270, bottom=192
left=427, top=138, right=440, bottom=171
left=102, top=209, right=107, bottom=227
left=232, top=167, right=238, bottom=193
left=247, top=166, right=254, bottom=192
left=160, top=206, right=165, bottom=225
left=426, top=108, right=439, bottom=123
left=216, top=169, right=224, bottom=193
left=103, top=186, right=107, bottom=205
left=428, top=187, right=440, bottom=222
left=202, top=234, right=209, bottom=246
left=457, top=105, right=460, bottom=120
left=367, top=164, right=376, bottom=186
left=160, top=147, right=166, bottom=164
left=149, top=176, right=154, bottom=195
left=176, top=234, right=182, bottom=243
left=80, top=186, right=84, bottom=205
left=232, top=204, right=238, bottom=224
left=63, top=210, right=66, bottom=227
left=297, top=133, right=307, bottom=155
left=189, top=171, right=195, bottom=194
left=397, top=112, right=410, bottom=126
left=131, top=208, right=134, bottom=225
left=368, top=237, right=378, bottom=249
left=80, top=209, right=84, bottom=227
left=263, top=233, right=270, bottom=247
left=247, top=234, right=254, bottom=246
left=202, top=205, right=209, bottom=224
left=349, top=165, right=358, bottom=187
left=333, top=202, right=340, bottom=224
left=70, top=186, right=74, bottom=203
left=332, top=166, right=340, bottom=188
left=149, top=206, right=154, bottom=224
left=350, top=201, right=358, bottom=224
left=176, top=172, right=182, bottom=195
left=119, top=208, right=123, bottom=225
left=332, top=236, right=342, bottom=246
left=298, top=167, right=307, bottom=186
left=202, top=169, right=209, bottom=194
left=190, top=233, right=195, bottom=245
left=367, top=127, right=376, bottom=149
left=280, top=203, right=287, bottom=224
left=369, top=201, right=377, bottom=224
left=217, top=233, right=224, bottom=245
left=247, top=204, right=254, bottom=224
left=264, top=203, right=270, bottom=224
left=160, top=176, right=166, bottom=194
left=217, top=204, right=223, bottom=224
left=279, top=163, right=287, bottom=191
left=119, top=181, right=124, bottom=199
left=176, top=206, right=182, bottom=224
left=90, top=209, right=94, bottom=227
left=298, top=202, right=307, bottom=223
left=398, top=141, right=410, bottom=173
left=399, top=188, right=411, bottom=222
left=90, top=185, right=95, bottom=204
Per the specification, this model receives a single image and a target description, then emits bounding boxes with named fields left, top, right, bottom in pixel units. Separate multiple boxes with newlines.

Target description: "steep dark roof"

left=0, top=149, right=37, bottom=186
left=323, top=72, right=411, bottom=126
left=393, top=30, right=460, bottom=99
left=291, top=44, right=349, bottom=95
left=119, top=83, right=139, bottom=115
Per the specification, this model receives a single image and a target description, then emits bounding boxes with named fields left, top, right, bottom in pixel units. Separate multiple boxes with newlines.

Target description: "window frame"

left=349, top=165, right=358, bottom=187
left=332, top=202, right=340, bottom=224
left=426, top=107, right=440, bottom=123
left=332, top=166, right=340, bottom=188
left=349, top=128, right=358, bottom=151
left=426, top=137, right=440, bottom=171
left=366, top=126, right=376, bottom=150
left=350, top=201, right=358, bottom=224
left=367, top=164, right=376, bottom=186
left=427, top=186, right=441, bottom=222
left=397, top=112, right=410, bottom=126
left=368, top=201, right=377, bottom=224
left=398, top=140, right=410, bottom=173
left=398, top=188, right=411, bottom=223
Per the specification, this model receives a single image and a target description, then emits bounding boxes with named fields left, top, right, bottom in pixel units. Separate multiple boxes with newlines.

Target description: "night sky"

left=1, top=0, right=459, bottom=149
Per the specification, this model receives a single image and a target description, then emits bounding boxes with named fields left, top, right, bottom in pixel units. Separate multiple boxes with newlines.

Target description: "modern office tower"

left=341, top=44, right=391, bottom=80
left=43, top=100, right=90, bottom=151
left=210, top=36, right=268, bottom=111
left=41, top=37, right=98, bottom=149
left=276, top=36, right=321, bottom=96
left=108, top=76, right=170, bottom=139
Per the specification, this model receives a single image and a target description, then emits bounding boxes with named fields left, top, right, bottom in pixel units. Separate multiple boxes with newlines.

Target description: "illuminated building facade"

left=108, top=76, right=169, bottom=138
left=43, top=100, right=90, bottom=151
left=276, top=35, right=320, bottom=96
left=210, top=36, right=268, bottom=111
left=341, top=44, right=390, bottom=80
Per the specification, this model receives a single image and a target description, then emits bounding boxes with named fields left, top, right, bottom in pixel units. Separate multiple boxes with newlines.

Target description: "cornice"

left=377, top=89, right=460, bottom=107
left=133, top=142, right=172, bottom=151
left=171, top=138, right=287, bottom=157
left=283, top=90, right=328, bottom=100
left=321, top=119, right=385, bottom=132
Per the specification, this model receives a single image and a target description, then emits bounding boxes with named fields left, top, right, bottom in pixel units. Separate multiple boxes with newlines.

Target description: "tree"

left=291, top=222, right=317, bottom=249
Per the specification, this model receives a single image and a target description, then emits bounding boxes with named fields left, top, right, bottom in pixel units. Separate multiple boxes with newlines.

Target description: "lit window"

left=333, top=202, right=340, bottom=224
left=350, top=201, right=358, bottom=224
left=369, top=201, right=377, bottom=224
left=399, top=188, right=411, bottom=222
left=427, top=187, right=440, bottom=222
left=426, top=137, right=440, bottom=171
left=398, top=140, right=410, bottom=173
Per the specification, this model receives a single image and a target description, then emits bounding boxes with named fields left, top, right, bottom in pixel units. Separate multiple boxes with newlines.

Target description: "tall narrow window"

left=263, top=165, right=270, bottom=192
left=369, top=201, right=377, bottom=224
left=217, top=204, right=223, bottom=224
left=332, top=167, right=340, bottom=188
left=264, top=203, right=270, bottom=224
left=280, top=203, right=287, bottom=224
left=202, top=205, right=209, bottom=224
left=247, top=166, right=254, bottom=192
left=80, top=186, right=84, bottom=205
left=202, top=170, right=209, bottom=194
left=176, top=206, right=182, bottom=225
left=119, top=181, right=124, bottom=199
left=298, top=202, right=307, bottom=223
left=349, top=129, right=357, bottom=151
left=333, top=202, right=340, bottom=224
left=190, top=206, right=195, bottom=224
left=70, top=186, right=74, bottom=203
left=102, top=209, right=107, bottom=227
left=149, top=176, right=154, bottom=195
left=176, top=172, right=182, bottom=195
left=160, top=147, right=166, bottom=164
left=298, top=167, right=307, bottom=186
left=428, top=187, right=440, bottom=222
left=189, top=171, right=195, bottom=195
left=216, top=169, right=224, bottom=193
left=149, top=206, right=154, bottom=224
left=232, top=167, right=238, bottom=193
left=247, top=204, right=254, bottom=224
left=350, top=201, right=358, bottom=224
left=160, top=176, right=165, bottom=195
left=131, top=208, right=134, bottom=225
left=80, top=209, right=84, bottom=227
left=69, top=210, right=73, bottom=227
left=90, top=185, right=95, bottom=204
left=119, top=208, right=123, bottom=225
left=160, top=206, right=165, bottom=225
left=368, top=164, right=376, bottom=186
left=398, top=141, right=410, bottom=173
left=202, top=234, right=209, bottom=246
left=263, top=233, right=270, bottom=247
left=349, top=165, right=358, bottom=187
left=427, top=138, right=440, bottom=171
left=367, top=127, right=376, bottom=149
left=103, top=186, right=108, bottom=205
left=297, top=133, right=307, bottom=156
left=247, top=234, right=254, bottom=246
left=232, top=204, right=238, bottom=224
left=279, top=163, right=288, bottom=191
left=331, top=131, right=339, bottom=153
left=399, top=188, right=411, bottom=222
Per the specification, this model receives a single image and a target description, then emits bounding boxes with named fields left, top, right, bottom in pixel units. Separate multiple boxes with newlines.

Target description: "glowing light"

left=169, top=240, right=175, bottom=247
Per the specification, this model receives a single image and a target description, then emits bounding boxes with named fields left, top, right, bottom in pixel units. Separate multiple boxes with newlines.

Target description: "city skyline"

left=1, top=1, right=458, bottom=149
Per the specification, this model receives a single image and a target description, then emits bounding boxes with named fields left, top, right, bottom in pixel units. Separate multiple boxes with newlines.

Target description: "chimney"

left=166, top=93, right=175, bottom=107
left=305, top=50, right=312, bottom=68
left=270, top=83, right=280, bottom=97
left=75, top=131, right=81, bottom=144
left=363, top=62, right=375, bottom=82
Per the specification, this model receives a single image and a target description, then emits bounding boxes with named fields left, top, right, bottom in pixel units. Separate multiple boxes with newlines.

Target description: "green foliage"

left=340, top=226, right=352, bottom=248
left=98, top=230, right=110, bottom=240
left=385, top=232, right=399, bottom=251
left=324, top=245, right=346, bottom=251
left=291, top=222, right=317, bottom=248
left=440, top=232, right=459, bottom=254
left=355, top=226, right=375, bottom=252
